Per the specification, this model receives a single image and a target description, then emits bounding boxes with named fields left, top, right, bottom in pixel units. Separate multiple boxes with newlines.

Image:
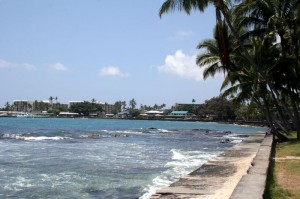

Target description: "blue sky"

left=0, top=0, right=223, bottom=108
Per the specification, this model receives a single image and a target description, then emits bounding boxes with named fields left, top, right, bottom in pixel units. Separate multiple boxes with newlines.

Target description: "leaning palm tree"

left=159, top=0, right=263, bottom=73
left=233, top=0, right=300, bottom=139
left=159, top=0, right=300, bottom=140
left=196, top=20, right=236, bottom=79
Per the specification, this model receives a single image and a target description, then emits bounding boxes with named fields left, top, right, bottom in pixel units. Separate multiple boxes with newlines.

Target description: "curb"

left=230, top=134, right=273, bottom=199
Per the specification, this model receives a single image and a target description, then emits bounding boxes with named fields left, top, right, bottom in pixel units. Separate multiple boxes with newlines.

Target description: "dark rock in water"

left=192, top=128, right=210, bottom=132
left=149, top=127, right=157, bottom=130
left=87, top=134, right=101, bottom=139
left=220, top=139, right=231, bottom=143
left=236, top=135, right=249, bottom=138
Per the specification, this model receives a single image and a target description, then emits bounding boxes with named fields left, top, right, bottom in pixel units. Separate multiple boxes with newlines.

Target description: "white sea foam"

left=140, top=149, right=219, bottom=199
left=158, top=129, right=172, bottom=133
left=109, top=130, right=143, bottom=135
left=22, top=136, right=66, bottom=141
left=4, top=176, right=33, bottom=191
left=0, top=133, right=69, bottom=141
left=223, top=134, right=245, bottom=144
left=171, top=149, right=186, bottom=160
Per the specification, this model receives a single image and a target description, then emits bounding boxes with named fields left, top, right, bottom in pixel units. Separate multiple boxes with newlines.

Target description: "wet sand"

left=150, top=132, right=268, bottom=199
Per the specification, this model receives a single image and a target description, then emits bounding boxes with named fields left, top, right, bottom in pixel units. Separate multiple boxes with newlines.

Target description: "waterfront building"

left=13, top=100, right=34, bottom=112
left=68, top=101, right=84, bottom=108
left=168, top=111, right=194, bottom=119
left=104, top=103, right=115, bottom=115
left=32, top=100, right=50, bottom=111
left=172, top=103, right=201, bottom=110
left=52, top=103, right=68, bottom=111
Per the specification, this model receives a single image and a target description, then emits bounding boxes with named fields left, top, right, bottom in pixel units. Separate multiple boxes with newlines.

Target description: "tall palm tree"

left=49, top=96, right=53, bottom=105
left=196, top=20, right=236, bottom=79
left=159, top=0, right=300, bottom=139
left=159, top=0, right=264, bottom=73
left=233, top=0, right=300, bottom=139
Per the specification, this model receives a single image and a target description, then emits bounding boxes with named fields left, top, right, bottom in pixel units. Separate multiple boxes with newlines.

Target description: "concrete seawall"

left=150, top=132, right=272, bottom=199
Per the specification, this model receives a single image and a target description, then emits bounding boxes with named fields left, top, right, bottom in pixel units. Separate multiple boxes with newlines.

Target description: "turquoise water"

left=0, top=118, right=264, bottom=198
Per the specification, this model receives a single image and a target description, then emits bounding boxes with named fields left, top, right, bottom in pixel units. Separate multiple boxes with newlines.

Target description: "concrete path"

left=150, top=133, right=272, bottom=199
left=230, top=134, right=272, bottom=199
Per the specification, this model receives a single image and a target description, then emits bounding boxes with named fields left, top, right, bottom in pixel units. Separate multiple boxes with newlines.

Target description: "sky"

left=0, top=0, right=224, bottom=108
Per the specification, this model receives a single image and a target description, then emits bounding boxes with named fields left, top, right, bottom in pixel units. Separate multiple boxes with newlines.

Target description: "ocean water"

left=0, top=118, right=265, bottom=199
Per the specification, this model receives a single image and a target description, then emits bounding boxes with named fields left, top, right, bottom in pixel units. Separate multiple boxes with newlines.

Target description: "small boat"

left=17, top=112, right=34, bottom=118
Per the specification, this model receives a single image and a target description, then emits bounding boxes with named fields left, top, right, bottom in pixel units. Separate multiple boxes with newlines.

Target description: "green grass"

left=264, top=157, right=292, bottom=199
left=264, top=132, right=300, bottom=199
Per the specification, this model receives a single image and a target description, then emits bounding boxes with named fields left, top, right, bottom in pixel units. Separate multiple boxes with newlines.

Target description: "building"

left=32, top=100, right=50, bottom=111
left=172, top=103, right=201, bottom=110
left=169, top=111, right=189, bottom=116
left=13, top=100, right=34, bottom=112
left=168, top=111, right=194, bottom=119
left=68, top=101, right=84, bottom=108
left=104, top=103, right=114, bottom=115
left=52, top=103, right=68, bottom=111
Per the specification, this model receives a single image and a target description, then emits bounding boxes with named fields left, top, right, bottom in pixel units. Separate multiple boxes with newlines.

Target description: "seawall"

left=150, top=132, right=272, bottom=199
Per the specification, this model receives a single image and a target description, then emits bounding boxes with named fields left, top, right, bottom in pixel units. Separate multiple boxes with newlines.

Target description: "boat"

left=17, top=112, right=34, bottom=118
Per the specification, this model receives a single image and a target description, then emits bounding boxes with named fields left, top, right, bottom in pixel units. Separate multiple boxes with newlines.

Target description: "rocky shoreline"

left=149, top=132, right=271, bottom=199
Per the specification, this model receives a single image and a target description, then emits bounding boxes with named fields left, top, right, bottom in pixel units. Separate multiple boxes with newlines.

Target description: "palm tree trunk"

left=261, top=96, right=288, bottom=141
left=290, top=96, right=300, bottom=140
left=270, top=90, right=294, bottom=131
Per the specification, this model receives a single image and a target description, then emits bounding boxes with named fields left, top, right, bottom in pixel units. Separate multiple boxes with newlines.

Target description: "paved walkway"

left=150, top=133, right=272, bottom=199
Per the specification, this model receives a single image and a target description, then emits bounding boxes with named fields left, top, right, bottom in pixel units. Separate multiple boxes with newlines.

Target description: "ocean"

left=0, top=117, right=265, bottom=199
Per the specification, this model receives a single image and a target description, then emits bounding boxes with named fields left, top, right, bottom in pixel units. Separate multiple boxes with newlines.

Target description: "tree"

left=49, top=96, right=53, bottom=105
left=129, top=98, right=137, bottom=110
left=121, top=101, right=127, bottom=111
left=70, top=101, right=103, bottom=116
left=3, top=102, right=12, bottom=111
left=129, top=109, right=140, bottom=118
left=159, top=0, right=300, bottom=140
left=113, top=101, right=122, bottom=114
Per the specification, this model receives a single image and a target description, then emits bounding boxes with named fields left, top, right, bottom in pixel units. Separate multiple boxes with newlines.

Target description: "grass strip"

left=264, top=132, right=300, bottom=199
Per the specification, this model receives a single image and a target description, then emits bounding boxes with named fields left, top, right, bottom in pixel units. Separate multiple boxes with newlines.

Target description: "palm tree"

left=129, top=98, right=137, bottom=110
left=159, top=0, right=263, bottom=74
left=233, top=0, right=300, bottom=139
left=121, top=101, right=127, bottom=111
left=49, top=96, right=53, bottom=105
left=4, top=102, right=11, bottom=111
left=159, top=0, right=300, bottom=140
left=196, top=20, right=237, bottom=79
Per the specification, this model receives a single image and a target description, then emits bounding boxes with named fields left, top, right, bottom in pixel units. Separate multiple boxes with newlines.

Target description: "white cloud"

left=0, top=59, right=14, bottom=68
left=176, top=30, right=194, bottom=38
left=158, top=50, right=204, bottom=81
left=99, top=66, right=129, bottom=77
left=49, top=62, right=68, bottom=71
left=23, top=63, right=37, bottom=71
left=0, top=59, right=37, bottom=71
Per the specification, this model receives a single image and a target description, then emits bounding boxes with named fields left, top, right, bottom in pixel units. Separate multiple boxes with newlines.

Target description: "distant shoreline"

left=0, top=114, right=267, bottom=127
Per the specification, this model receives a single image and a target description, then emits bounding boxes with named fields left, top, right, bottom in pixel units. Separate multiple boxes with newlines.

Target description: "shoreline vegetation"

left=0, top=113, right=269, bottom=127
left=158, top=0, right=300, bottom=142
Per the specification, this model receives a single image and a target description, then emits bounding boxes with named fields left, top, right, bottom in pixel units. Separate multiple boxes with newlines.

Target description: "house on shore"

left=168, top=111, right=193, bottom=119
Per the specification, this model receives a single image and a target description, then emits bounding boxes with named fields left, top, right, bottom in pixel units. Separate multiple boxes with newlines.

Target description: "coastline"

left=149, top=132, right=271, bottom=199
left=0, top=115, right=267, bottom=127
